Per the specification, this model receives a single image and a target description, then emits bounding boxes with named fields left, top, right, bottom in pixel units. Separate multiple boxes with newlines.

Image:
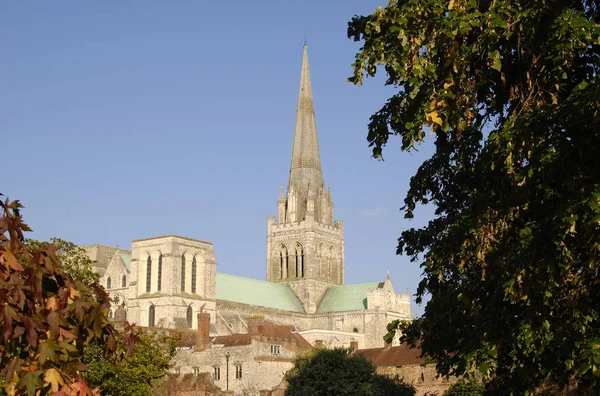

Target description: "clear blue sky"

left=1, top=1, right=436, bottom=316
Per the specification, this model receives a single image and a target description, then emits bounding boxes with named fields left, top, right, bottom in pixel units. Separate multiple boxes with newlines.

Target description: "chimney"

left=195, top=312, right=211, bottom=351
left=247, top=313, right=265, bottom=335
left=350, top=341, right=359, bottom=351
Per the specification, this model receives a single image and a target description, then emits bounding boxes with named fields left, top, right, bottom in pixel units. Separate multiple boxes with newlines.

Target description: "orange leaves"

left=46, top=296, right=60, bottom=311
left=0, top=196, right=118, bottom=395
left=44, top=368, right=65, bottom=393
left=2, top=249, right=24, bottom=272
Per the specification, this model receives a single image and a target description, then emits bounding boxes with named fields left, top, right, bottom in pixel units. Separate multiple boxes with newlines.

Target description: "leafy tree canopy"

left=285, top=348, right=415, bottom=396
left=445, top=379, right=485, bottom=396
left=348, top=0, right=600, bottom=394
left=83, top=328, right=178, bottom=396
left=0, top=197, right=121, bottom=395
left=26, top=238, right=99, bottom=290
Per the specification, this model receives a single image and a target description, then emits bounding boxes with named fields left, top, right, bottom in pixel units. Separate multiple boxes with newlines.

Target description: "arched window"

left=294, top=244, right=304, bottom=278
left=149, top=304, right=155, bottom=328
left=146, top=256, right=152, bottom=292
left=353, top=327, right=359, bottom=333
left=106, top=277, right=111, bottom=289
left=279, top=251, right=284, bottom=279
left=108, top=311, right=113, bottom=319
left=122, top=275, right=127, bottom=288
left=186, top=305, right=193, bottom=329
left=191, top=256, right=197, bottom=294
left=181, top=254, right=186, bottom=292
left=157, top=254, right=162, bottom=292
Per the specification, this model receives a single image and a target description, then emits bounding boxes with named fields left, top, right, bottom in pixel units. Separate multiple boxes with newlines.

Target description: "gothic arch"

left=144, top=252, right=152, bottom=293
left=180, top=252, right=187, bottom=293
left=156, top=251, right=163, bottom=292
left=186, top=303, right=194, bottom=329
left=317, top=243, right=326, bottom=278
left=148, top=304, right=156, bottom=328
left=274, top=244, right=289, bottom=279
left=329, top=246, right=337, bottom=282
left=191, top=255, right=198, bottom=294
left=293, top=242, right=304, bottom=278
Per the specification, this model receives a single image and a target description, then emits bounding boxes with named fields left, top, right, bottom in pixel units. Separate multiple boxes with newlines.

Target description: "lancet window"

left=146, top=256, right=152, bottom=292
left=181, top=254, right=186, bottom=292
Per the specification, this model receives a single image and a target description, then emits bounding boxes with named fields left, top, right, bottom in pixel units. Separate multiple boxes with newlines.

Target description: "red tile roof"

left=175, top=321, right=311, bottom=350
left=356, top=344, right=424, bottom=367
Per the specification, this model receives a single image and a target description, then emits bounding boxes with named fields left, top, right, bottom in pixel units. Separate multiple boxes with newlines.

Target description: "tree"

left=83, top=328, right=178, bottom=396
left=0, top=196, right=119, bottom=395
left=26, top=238, right=99, bottom=290
left=285, top=348, right=415, bottom=396
left=347, top=0, right=600, bottom=394
left=445, top=379, right=484, bottom=396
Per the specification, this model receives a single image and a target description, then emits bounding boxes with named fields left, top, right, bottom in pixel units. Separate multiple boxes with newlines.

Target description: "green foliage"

left=348, top=0, right=600, bottom=394
left=83, top=328, right=178, bottom=396
left=0, top=196, right=120, bottom=395
left=445, top=379, right=484, bottom=396
left=26, top=238, right=99, bottom=290
left=285, top=348, right=415, bottom=396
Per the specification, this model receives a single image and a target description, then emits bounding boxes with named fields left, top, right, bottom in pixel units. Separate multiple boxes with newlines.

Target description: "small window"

left=235, top=364, right=243, bottom=379
left=213, top=367, right=220, bottom=381
left=193, top=367, right=199, bottom=376
left=146, top=256, right=152, bottom=292
left=186, top=305, right=193, bottom=329
left=353, top=327, right=359, bottom=333
left=191, top=256, right=197, bottom=294
left=149, top=304, right=155, bottom=328
left=157, top=254, right=163, bottom=291
left=181, top=254, right=186, bottom=292
left=106, top=277, right=111, bottom=289
left=122, top=275, right=127, bottom=288
left=108, top=311, right=113, bottom=319
left=270, top=345, right=280, bottom=355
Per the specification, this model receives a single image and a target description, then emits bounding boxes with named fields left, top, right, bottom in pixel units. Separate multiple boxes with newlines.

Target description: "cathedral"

left=86, top=45, right=412, bottom=349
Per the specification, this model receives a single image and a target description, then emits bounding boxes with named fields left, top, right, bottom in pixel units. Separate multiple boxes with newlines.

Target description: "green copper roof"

left=216, top=273, right=304, bottom=313
left=317, top=282, right=381, bottom=313
left=119, top=253, right=131, bottom=272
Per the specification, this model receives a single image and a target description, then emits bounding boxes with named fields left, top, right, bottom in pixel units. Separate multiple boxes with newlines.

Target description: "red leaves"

left=0, top=196, right=119, bottom=395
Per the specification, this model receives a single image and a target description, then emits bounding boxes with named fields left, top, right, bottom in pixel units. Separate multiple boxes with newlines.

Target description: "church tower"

left=266, top=45, right=345, bottom=313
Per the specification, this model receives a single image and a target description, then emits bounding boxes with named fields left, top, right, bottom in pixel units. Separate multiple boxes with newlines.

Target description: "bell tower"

left=266, top=45, right=344, bottom=313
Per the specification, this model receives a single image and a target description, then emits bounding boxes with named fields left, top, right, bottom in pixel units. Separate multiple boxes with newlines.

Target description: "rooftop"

left=356, top=344, right=424, bottom=367
left=317, top=282, right=382, bottom=313
left=216, top=273, right=305, bottom=312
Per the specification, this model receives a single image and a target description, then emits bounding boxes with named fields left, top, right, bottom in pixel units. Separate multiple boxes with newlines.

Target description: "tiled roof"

left=316, top=282, right=381, bottom=312
left=216, top=273, right=304, bottom=312
left=176, top=321, right=312, bottom=350
left=356, top=344, right=424, bottom=367
left=119, top=253, right=131, bottom=272
left=213, top=334, right=252, bottom=347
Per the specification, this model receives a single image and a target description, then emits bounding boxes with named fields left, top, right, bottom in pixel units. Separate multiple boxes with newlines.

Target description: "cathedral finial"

left=288, top=42, right=323, bottom=221
left=304, top=36, right=307, bottom=47
left=279, top=183, right=284, bottom=200
left=386, top=269, right=390, bottom=280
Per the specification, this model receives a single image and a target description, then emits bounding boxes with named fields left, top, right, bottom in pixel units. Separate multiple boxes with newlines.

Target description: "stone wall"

left=376, top=365, right=457, bottom=396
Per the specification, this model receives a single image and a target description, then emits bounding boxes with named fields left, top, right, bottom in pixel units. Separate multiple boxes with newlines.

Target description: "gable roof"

left=317, top=282, right=381, bottom=313
left=356, top=344, right=424, bottom=366
left=216, top=273, right=304, bottom=312
left=119, top=253, right=131, bottom=272
left=176, top=321, right=312, bottom=350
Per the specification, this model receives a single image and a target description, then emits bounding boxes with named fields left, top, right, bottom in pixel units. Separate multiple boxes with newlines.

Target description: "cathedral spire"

left=288, top=44, right=323, bottom=220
